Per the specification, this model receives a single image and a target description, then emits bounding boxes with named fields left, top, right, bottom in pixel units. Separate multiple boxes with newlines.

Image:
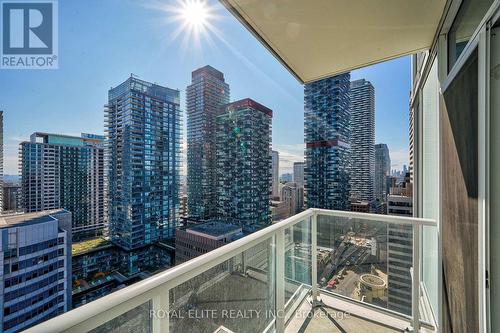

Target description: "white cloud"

left=389, top=147, right=409, bottom=171
left=273, top=143, right=304, bottom=174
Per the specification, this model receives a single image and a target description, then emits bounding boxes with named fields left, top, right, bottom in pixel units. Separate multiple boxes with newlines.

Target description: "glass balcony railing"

left=26, top=209, right=437, bottom=333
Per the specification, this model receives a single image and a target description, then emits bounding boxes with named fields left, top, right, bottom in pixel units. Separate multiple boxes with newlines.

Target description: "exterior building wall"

left=216, top=98, right=272, bottom=230
left=0, top=111, right=3, bottom=214
left=304, top=74, right=351, bottom=210
left=272, top=151, right=280, bottom=198
left=386, top=223, right=413, bottom=315
left=3, top=184, right=21, bottom=213
left=386, top=177, right=413, bottom=315
left=106, top=76, right=181, bottom=258
left=270, top=200, right=290, bottom=221
left=175, top=222, right=242, bottom=264
left=293, top=162, right=304, bottom=188
left=175, top=229, right=226, bottom=264
left=350, top=201, right=370, bottom=213
left=71, top=242, right=119, bottom=308
left=0, top=210, right=71, bottom=333
left=281, top=183, right=301, bottom=215
left=20, top=133, right=105, bottom=240
left=349, top=79, right=375, bottom=203
left=186, top=66, right=230, bottom=220
left=374, top=143, right=391, bottom=204
left=71, top=241, right=172, bottom=308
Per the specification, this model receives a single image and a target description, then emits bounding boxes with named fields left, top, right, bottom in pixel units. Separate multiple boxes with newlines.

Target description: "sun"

left=153, top=0, right=220, bottom=51
left=181, top=0, right=209, bottom=29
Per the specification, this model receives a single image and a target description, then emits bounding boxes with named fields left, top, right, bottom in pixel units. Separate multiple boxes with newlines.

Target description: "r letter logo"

left=1, top=1, right=58, bottom=69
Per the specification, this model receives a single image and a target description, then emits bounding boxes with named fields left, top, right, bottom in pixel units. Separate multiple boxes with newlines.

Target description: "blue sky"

left=0, top=0, right=410, bottom=175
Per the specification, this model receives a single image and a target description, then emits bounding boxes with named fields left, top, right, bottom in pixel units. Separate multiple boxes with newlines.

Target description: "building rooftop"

left=221, top=98, right=273, bottom=117
left=0, top=209, right=66, bottom=228
left=187, top=221, right=242, bottom=238
left=192, top=65, right=225, bottom=80
left=72, top=237, right=111, bottom=256
left=23, top=132, right=105, bottom=147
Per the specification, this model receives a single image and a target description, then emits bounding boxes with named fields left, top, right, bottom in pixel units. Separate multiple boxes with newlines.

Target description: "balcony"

left=27, top=209, right=436, bottom=333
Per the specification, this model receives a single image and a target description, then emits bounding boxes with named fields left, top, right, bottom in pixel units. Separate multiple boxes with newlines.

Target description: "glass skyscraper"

left=20, top=133, right=105, bottom=240
left=374, top=143, right=391, bottom=203
left=106, top=76, right=181, bottom=252
left=304, top=74, right=351, bottom=210
left=216, top=98, right=272, bottom=229
left=186, top=65, right=230, bottom=220
left=349, top=79, right=375, bottom=204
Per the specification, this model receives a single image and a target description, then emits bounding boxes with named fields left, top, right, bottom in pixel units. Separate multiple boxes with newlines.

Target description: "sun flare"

left=181, top=0, right=209, bottom=29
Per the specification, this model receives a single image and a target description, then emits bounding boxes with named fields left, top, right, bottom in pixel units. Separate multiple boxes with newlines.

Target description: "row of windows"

left=4, top=283, right=64, bottom=316
left=4, top=272, right=61, bottom=302
left=12, top=237, right=63, bottom=257
left=5, top=262, right=64, bottom=288
left=3, top=298, right=64, bottom=331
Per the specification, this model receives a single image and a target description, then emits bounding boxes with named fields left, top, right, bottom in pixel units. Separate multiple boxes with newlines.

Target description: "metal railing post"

left=152, top=287, right=169, bottom=333
left=276, top=229, right=285, bottom=333
left=311, top=211, right=319, bottom=303
left=412, top=224, right=421, bottom=332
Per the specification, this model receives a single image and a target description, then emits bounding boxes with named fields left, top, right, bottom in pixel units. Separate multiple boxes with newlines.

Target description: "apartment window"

left=448, top=0, right=494, bottom=70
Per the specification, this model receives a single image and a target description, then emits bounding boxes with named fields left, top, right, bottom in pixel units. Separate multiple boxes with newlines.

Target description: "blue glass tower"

left=106, top=76, right=181, bottom=253
left=304, top=74, right=351, bottom=210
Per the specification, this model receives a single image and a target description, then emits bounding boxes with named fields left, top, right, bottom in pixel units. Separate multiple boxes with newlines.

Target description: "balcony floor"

left=286, top=292, right=412, bottom=333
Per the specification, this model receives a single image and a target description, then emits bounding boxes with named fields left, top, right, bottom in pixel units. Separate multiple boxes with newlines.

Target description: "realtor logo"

left=1, top=1, right=58, bottom=69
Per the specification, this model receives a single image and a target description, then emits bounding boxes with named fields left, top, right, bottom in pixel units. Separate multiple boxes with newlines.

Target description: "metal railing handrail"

left=26, top=208, right=436, bottom=333
left=312, top=208, right=437, bottom=226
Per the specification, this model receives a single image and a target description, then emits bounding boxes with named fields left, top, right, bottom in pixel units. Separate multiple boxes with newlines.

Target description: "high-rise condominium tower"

left=293, top=161, right=305, bottom=188
left=272, top=150, right=279, bottom=198
left=304, top=74, right=351, bottom=210
left=349, top=79, right=375, bottom=203
left=216, top=98, right=272, bottom=229
left=106, top=76, right=181, bottom=251
left=20, top=133, right=105, bottom=240
left=186, top=65, right=230, bottom=220
left=374, top=143, right=391, bottom=203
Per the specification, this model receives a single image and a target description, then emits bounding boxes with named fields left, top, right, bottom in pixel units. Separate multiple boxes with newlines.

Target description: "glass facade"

left=447, top=0, right=495, bottom=70
left=215, top=98, right=272, bottom=230
left=304, top=74, right=351, bottom=210
left=186, top=66, right=230, bottom=221
left=349, top=79, right=375, bottom=204
left=106, top=77, right=181, bottom=254
left=374, top=143, right=390, bottom=204
left=20, top=133, right=105, bottom=240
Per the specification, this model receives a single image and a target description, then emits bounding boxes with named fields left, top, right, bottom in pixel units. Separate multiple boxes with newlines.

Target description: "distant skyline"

left=0, top=0, right=409, bottom=175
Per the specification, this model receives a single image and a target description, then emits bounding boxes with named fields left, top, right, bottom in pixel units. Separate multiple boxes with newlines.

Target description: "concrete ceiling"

left=221, top=0, right=447, bottom=83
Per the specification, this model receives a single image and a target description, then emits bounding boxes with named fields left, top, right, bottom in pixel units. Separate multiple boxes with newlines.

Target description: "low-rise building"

left=351, top=201, right=371, bottom=213
left=270, top=200, right=290, bottom=222
left=175, top=221, right=243, bottom=264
